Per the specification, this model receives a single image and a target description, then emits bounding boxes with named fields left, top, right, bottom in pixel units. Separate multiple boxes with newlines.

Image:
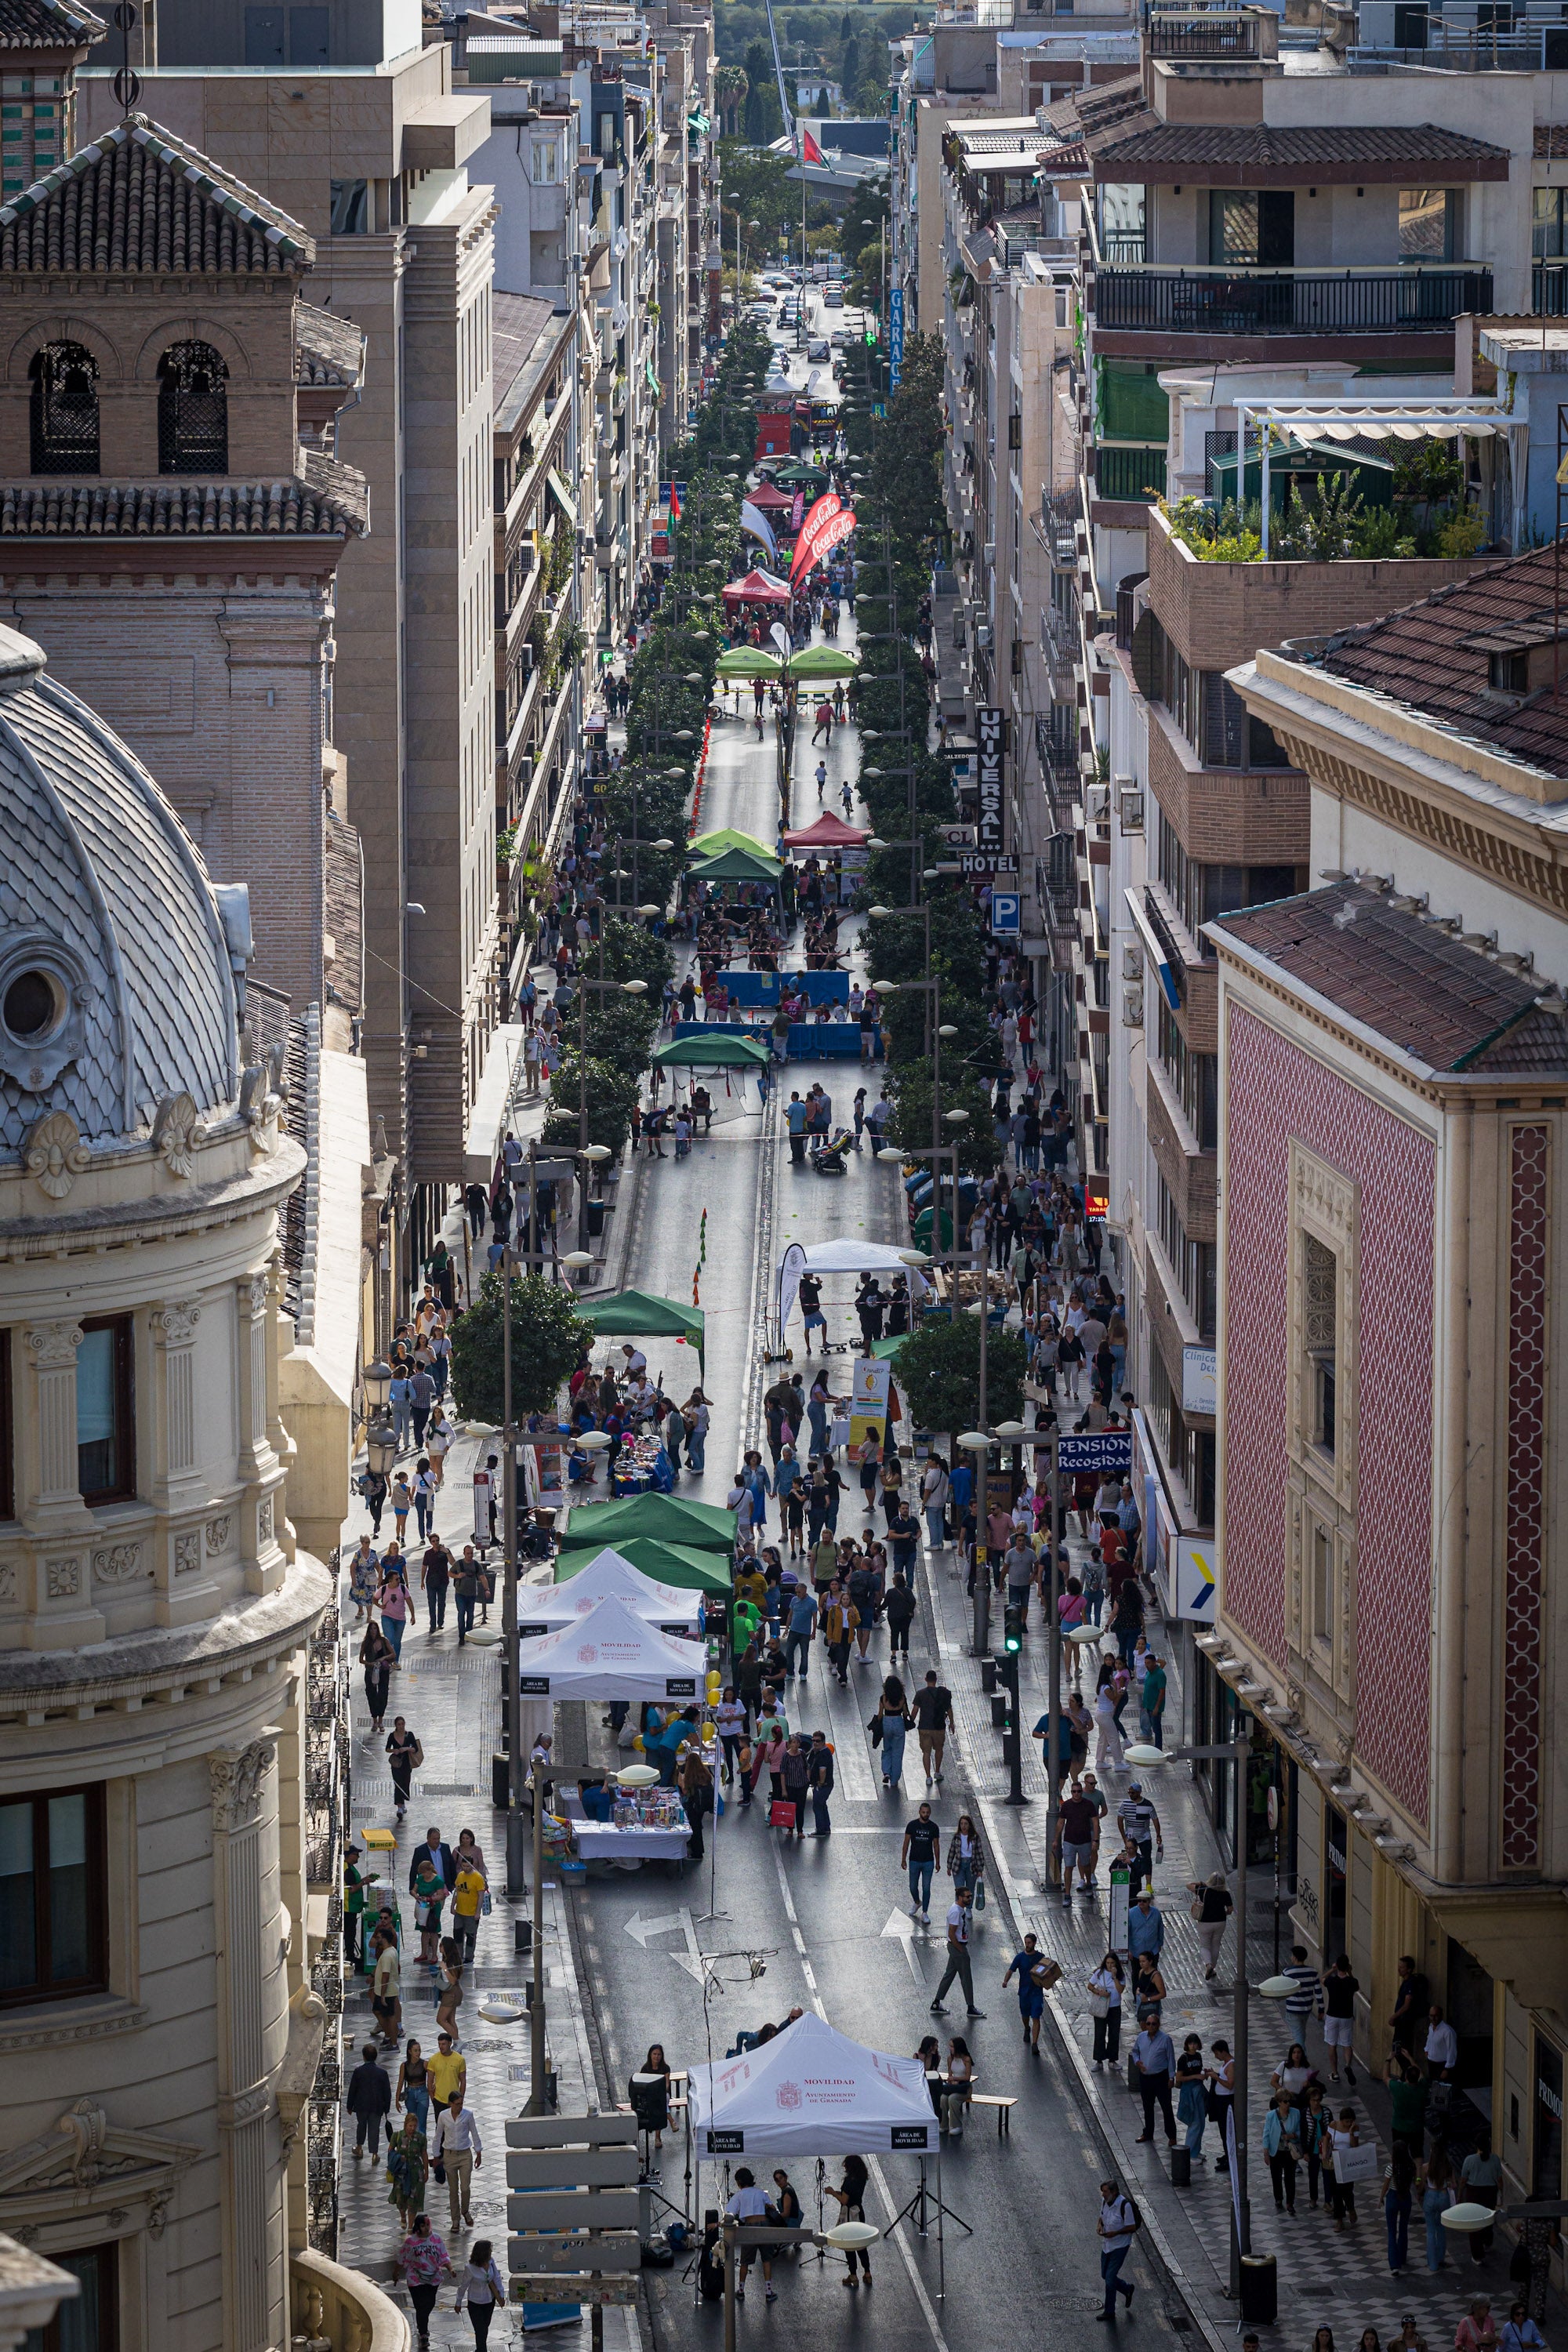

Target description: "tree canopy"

left=449, top=1269, right=590, bottom=1425
left=895, top=1312, right=1026, bottom=1439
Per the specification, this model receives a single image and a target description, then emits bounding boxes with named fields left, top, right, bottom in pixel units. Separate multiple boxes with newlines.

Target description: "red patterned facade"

left=1221, top=1006, right=1438, bottom=1824
left=1501, top=1126, right=1551, bottom=1870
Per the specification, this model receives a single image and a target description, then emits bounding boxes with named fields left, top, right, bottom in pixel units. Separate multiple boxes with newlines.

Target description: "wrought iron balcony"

left=1094, top=263, right=1492, bottom=335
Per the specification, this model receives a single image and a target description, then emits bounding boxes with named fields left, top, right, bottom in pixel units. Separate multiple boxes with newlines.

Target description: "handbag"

left=973, top=1877, right=985, bottom=1911
left=868, top=1713, right=884, bottom=1748
left=768, top=1799, right=797, bottom=1829
left=1088, top=1986, right=1112, bottom=2020
left=480, top=1890, right=492, bottom=1917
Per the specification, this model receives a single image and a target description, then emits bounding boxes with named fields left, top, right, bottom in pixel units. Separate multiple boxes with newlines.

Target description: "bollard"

left=1169, top=2147, right=1192, bottom=2189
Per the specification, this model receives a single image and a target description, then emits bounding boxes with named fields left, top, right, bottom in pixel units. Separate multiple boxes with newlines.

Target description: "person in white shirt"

left=1096, top=2179, right=1139, bottom=2321
left=725, top=2169, right=779, bottom=2304
left=432, top=2092, right=483, bottom=2230
left=455, top=2241, right=506, bottom=2351
left=1425, top=2005, right=1460, bottom=2080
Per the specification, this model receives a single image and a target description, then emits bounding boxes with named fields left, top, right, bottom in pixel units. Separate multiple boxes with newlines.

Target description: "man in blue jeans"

left=784, top=1583, right=817, bottom=1677
left=1095, top=2180, right=1139, bottom=2321
left=902, top=1802, right=941, bottom=1922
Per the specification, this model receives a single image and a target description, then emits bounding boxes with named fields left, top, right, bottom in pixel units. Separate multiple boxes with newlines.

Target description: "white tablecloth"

left=573, top=1822, right=691, bottom=1860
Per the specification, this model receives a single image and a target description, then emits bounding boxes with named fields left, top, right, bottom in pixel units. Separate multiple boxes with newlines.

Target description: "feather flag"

left=739, top=498, right=779, bottom=560
left=800, top=126, right=826, bottom=165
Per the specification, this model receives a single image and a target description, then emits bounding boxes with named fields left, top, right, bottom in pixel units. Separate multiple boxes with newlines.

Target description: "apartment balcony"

left=1094, top=444, right=1167, bottom=502
left=1534, top=260, right=1568, bottom=317
left=1148, top=8, right=1265, bottom=57
left=1094, top=263, right=1492, bottom=336
left=291, top=2252, right=408, bottom=2352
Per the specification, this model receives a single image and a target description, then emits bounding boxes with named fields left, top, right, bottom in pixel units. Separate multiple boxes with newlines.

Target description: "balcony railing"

left=1149, top=14, right=1259, bottom=57
left=1096, top=445, right=1167, bottom=501
left=1534, top=260, right=1568, bottom=318
left=1094, top=263, right=1492, bottom=335
left=1100, top=229, right=1146, bottom=267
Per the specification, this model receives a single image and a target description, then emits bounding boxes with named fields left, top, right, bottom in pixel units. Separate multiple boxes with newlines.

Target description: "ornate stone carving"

left=153, top=1302, right=201, bottom=1348
left=173, top=1530, right=201, bottom=1577
left=205, top=1514, right=231, bottom=1553
left=24, top=1319, right=83, bottom=1371
left=238, top=1063, right=280, bottom=1154
left=147, top=2191, right=171, bottom=2241
left=56, top=2099, right=107, bottom=2187
left=209, top=1739, right=274, bottom=1832
left=258, top=1495, right=274, bottom=1546
left=0, top=1565, right=16, bottom=1602
left=151, top=1091, right=207, bottom=1178
left=92, top=1542, right=146, bottom=1584
left=23, top=1108, right=89, bottom=1198
left=45, top=1557, right=79, bottom=1599
left=245, top=1272, right=270, bottom=1319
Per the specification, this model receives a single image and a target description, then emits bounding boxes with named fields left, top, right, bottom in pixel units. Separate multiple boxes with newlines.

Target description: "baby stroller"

left=810, top=1128, right=854, bottom=1176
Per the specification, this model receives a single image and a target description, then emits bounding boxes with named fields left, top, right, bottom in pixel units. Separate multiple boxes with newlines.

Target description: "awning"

left=577, top=1287, right=705, bottom=1374
left=546, top=467, right=578, bottom=525
left=645, top=359, right=662, bottom=392
left=1124, top=885, right=1180, bottom=1014
left=1428, top=1886, right=1568, bottom=2020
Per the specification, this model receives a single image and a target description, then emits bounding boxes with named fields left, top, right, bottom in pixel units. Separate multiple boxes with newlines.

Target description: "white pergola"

left=1230, top=397, right=1509, bottom=555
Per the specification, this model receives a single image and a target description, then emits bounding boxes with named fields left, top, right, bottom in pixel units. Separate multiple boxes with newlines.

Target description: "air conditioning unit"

left=1122, top=942, right=1143, bottom=982
left=975, top=621, right=993, bottom=650
left=1119, top=786, right=1145, bottom=833
left=1122, top=983, right=1144, bottom=1028
left=1084, top=782, right=1109, bottom=822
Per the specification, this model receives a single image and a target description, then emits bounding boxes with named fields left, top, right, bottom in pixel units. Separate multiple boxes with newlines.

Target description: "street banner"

left=889, top=287, right=904, bottom=390
left=790, top=489, right=805, bottom=532
left=977, top=706, right=1005, bottom=852
left=789, top=490, right=841, bottom=579
left=740, top=498, right=779, bottom=559
left=800, top=507, right=856, bottom=574
left=850, top=1356, right=892, bottom=1452
left=1109, top=1860, right=1130, bottom=1953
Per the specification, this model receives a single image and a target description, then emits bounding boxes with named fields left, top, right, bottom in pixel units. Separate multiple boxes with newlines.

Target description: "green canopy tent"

left=715, top=648, right=784, bottom=681
left=653, top=1033, right=771, bottom=1069
left=688, top=845, right=782, bottom=884
left=786, top=645, right=858, bottom=681
left=688, top=826, right=776, bottom=860
left=554, top=1537, right=731, bottom=1595
left=564, top=1492, right=736, bottom=1552
left=869, top=1330, right=912, bottom=1363
left=576, top=1287, right=706, bottom=1377
left=771, top=463, right=829, bottom=488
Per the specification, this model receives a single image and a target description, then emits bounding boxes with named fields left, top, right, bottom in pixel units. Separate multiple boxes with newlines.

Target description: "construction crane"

left=762, top=0, right=809, bottom=350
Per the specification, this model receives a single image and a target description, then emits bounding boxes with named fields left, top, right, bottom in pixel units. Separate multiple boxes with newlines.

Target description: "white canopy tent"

left=687, top=2013, right=937, bottom=2158
left=776, top=1237, right=928, bottom=1348
left=518, top=1547, right=703, bottom=1641
left=513, top=1593, right=705, bottom=1702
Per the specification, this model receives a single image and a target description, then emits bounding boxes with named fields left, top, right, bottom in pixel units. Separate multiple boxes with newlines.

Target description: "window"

left=532, top=138, right=560, bottom=184
left=1155, top=1170, right=1217, bottom=1338
left=22, top=2245, right=117, bottom=2352
left=1535, top=187, right=1566, bottom=260
left=76, top=1319, right=132, bottom=1504
left=1208, top=189, right=1294, bottom=267
left=1311, top=1520, right=1334, bottom=1642
left=1156, top=997, right=1218, bottom=1152
left=1157, top=809, right=1297, bottom=942
left=329, top=177, right=369, bottom=235
left=157, top=343, right=228, bottom=475
left=29, top=343, right=99, bottom=475
left=1304, top=1234, right=1337, bottom=1457
left=0, top=1787, right=107, bottom=2005
left=1399, top=187, right=1457, bottom=261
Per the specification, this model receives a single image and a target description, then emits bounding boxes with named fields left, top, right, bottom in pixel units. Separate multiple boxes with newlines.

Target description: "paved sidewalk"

left=916, top=1523, right=1549, bottom=2352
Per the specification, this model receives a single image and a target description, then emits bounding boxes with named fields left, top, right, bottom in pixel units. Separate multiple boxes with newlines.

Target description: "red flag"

left=669, top=484, right=682, bottom=521
left=800, top=127, right=826, bottom=165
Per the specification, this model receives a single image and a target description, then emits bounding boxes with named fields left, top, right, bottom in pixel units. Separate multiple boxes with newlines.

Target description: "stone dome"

left=0, top=623, right=241, bottom=1152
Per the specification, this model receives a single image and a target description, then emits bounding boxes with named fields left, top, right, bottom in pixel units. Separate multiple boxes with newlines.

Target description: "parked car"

left=807, top=336, right=830, bottom=361
left=823, top=287, right=844, bottom=309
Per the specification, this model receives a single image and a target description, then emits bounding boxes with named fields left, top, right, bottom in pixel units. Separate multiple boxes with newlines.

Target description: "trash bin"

left=980, top=1658, right=998, bottom=1696
left=1239, top=2256, right=1277, bottom=2325
left=587, top=1200, right=606, bottom=1237
left=1169, top=2147, right=1191, bottom=2189
left=990, top=1692, right=1009, bottom=1728
left=492, top=1750, right=510, bottom=1809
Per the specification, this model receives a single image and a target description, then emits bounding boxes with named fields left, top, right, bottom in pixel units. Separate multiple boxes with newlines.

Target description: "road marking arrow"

left=880, top=1908, right=917, bottom=1943
left=624, top=1906, right=706, bottom=1981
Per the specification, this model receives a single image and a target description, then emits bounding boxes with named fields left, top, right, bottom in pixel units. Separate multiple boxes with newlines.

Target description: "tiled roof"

left=0, top=112, right=312, bottom=274
left=1536, top=123, right=1568, bottom=158
left=324, top=810, right=363, bottom=1019
left=0, top=0, right=103, bottom=44
left=1053, top=73, right=1143, bottom=136
left=0, top=462, right=368, bottom=541
left=494, top=290, right=562, bottom=408
left=1089, top=117, right=1512, bottom=183
left=296, top=300, right=365, bottom=390
left=1210, top=881, right=1568, bottom=1073
left=1314, top=544, right=1568, bottom=780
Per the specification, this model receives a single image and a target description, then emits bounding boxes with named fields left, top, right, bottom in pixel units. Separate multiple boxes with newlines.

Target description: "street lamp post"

left=575, top=972, right=648, bottom=1264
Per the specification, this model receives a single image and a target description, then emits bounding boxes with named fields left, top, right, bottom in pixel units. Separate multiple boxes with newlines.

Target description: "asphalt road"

left=562, top=684, right=1192, bottom=2352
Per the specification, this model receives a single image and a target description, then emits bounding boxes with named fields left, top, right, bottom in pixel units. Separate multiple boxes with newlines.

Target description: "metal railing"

left=1149, top=14, right=1260, bottom=56
left=1351, top=27, right=1568, bottom=67
left=1097, top=445, right=1167, bottom=501
left=1100, top=229, right=1146, bottom=267
left=1041, top=485, right=1079, bottom=564
left=1094, top=263, right=1492, bottom=334
left=1534, top=260, right=1568, bottom=318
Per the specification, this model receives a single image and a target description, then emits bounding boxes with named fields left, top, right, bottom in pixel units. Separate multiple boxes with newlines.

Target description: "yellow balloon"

left=632, top=1735, right=644, bottom=1751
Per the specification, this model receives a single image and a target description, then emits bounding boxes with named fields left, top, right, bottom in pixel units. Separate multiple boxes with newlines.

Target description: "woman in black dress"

left=825, top=2153, right=873, bottom=2285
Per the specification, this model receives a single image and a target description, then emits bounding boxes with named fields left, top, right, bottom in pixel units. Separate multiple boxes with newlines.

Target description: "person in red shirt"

left=1101, top=1520, right=1133, bottom=1597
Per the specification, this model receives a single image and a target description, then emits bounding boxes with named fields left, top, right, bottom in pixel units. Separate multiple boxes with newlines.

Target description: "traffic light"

left=1004, top=1602, right=1024, bottom=1654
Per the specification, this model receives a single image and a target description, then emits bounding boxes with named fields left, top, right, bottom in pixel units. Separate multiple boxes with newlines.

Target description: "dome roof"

left=0, top=625, right=240, bottom=1152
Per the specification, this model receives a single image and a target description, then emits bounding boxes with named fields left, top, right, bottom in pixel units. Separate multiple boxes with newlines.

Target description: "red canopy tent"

left=721, top=568, right=792, bottom=608
left=782, top=811, right=869, bottom=850
left=746, top=481, right=794, bottom=513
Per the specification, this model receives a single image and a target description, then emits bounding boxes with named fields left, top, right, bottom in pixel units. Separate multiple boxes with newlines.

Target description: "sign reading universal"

left=977, top=707, right=1005, bottom=852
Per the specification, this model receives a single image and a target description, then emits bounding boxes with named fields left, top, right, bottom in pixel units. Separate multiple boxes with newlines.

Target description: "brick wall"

left=1149, top=506, right=1497, bottom=673
left=1148, top=706, right=1311, bottom=866
left=1147, top=1058, right=1216, bottom=1242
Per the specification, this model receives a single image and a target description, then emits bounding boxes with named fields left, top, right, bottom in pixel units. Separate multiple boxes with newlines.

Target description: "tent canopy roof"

left=689, top=826, right=775, bottom=858
left=747, top=481, right=794, bottom=510
left=654, top=1032, right=771, bottom=1068
left=687, top=2012, right=938, bottom=2157
left=782, top=811, right=869, bottom=848
left=554, top=1536, right=733, bottom=1595
left=788, top=645, right=858, bottom=680
left=564, top=1492, right=736, bottom=1551
left=688, top=845, right=782, bottom=883
left=715, top=648, right=783, bottom=679
left=722, top=568, right=792, bottom=605
left=511, top=1592, right=706, bottom=1701
left=577, top=1288, right=705, bottom=1370
left=520, top=1546, right=702, bottom=1632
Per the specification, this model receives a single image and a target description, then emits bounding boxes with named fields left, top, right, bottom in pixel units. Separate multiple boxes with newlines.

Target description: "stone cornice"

left=0, top=1134, right=304, bottom=1261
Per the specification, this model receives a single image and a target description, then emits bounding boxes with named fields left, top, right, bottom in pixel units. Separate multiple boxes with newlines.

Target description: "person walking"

left=453, top=1547, right=482, bottom=1643
left=884, top=1571, right=916, bottom=1664
left=1383, top=2140, right=1417, bottom=2274
left=360, top=1621, right=394, bottom=1735
left=1263, top=2092, right=1301, bottom=2212
left=346, top=2041, right=392, bottom=2160
left=877, top=1673, right=912, bottom=1789
left=432, top=2090, right=481, bottom=2233
left=808, top=1730, right=836, bottom=1836
left=1127, top=1887, right=1165, bottom=1973
left=1132, top=2015, right=1178, bottom=2145
left=1089, top=1951, right=1124, bottom=2067
left=378, top=1559, right=411, bottom=1661
left=930, top=1885, right=985, bottom=2017
left=902, top=1798, right=940, bottom=1920
left=1323, top=1951, right=1360, bottom=2084
left=455, top=2243, right=506, bottom=2352
left=1095, top=2180, right=1139, bottom=2323
left=825, top=2155, right=873, bottom=2288
left=1004, top=1933, right=1048, bottom=2052
left=913, top=1669, right=954, bottom=1785
left=387, top=1715, right=422, bottom=1820
left=420, top=1537, right=451, bottom=1635
left=450, top=1853, right=487, bottom=1964
left=1188, top=1873, right=1234, bottom=1980
left=397, top=2038, right=431, bottom=2137
left=395, top=2213, right=452, bottom=2351
left=1175, top=2034, right=1207, bottom=2160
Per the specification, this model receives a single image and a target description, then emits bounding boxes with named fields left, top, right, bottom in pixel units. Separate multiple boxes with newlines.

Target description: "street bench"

left=970, top=2092, right=1018, bottom=2138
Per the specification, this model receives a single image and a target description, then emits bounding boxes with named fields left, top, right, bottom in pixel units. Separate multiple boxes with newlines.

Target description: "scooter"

left=810, top=1129, right=854, bottom=1176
